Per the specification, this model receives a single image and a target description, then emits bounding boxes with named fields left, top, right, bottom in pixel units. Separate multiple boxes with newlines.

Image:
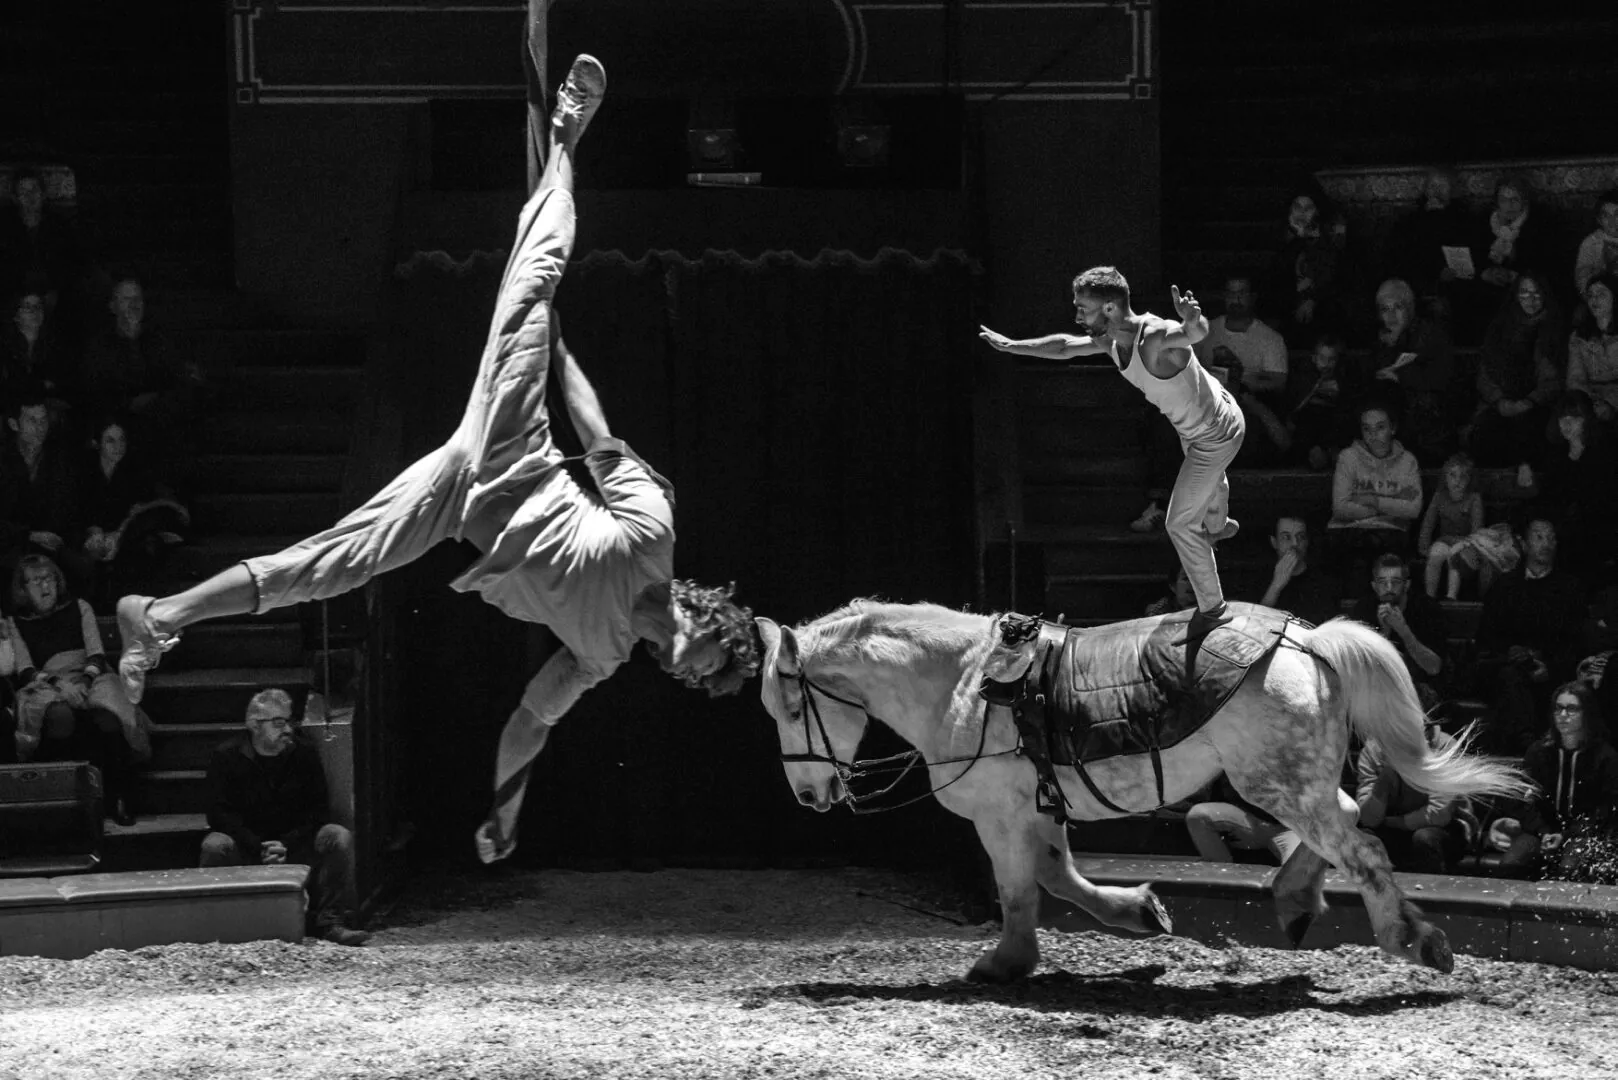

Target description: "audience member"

left=1468, top=270, right=1564, bottom=485
left=1573, top=189, right=1618, bottom=297
left=1249, top=514, right=1341, bottom=625
left=1202, top=274, right=1290, bottom=401
left=1218, top=354, right=1293, bottom=467
left=1356, top=721, right=1476, bottom=874
left=1387, top=166, right=1477, bottom=316
left=1325, top=401, right=1422, bottom=581
left=5, top=554, right=144, bottom=825
left=79, top=415, right=189, bottom=601
left=1537, top=391, right=1617, bottom=583
left=1417, top=452, right=1518, bottom=600
left=79, top=278, right=200, bottom=463
left=1285, top=332, right=1364, bottom=470
left=1349, top=553, right=1446, bottom=711
left=1489, top=681, right=1618, bottom=884
left=1269, top=189, right=1352, bottom=338
left=1368, top=277, right=1458, bottom=465
left=200, top=688, right=369, bottom=946
left=1, top=289, right=71, bottom=412
left=1185, top=773, right=1308, bottom=864
left=1474, top=176, right=1564, bottom=311
left=1474, top=516, right=1589, bottom=757
left=0, top=168, right=85, bottom=322
left=1566, top=272, right=1618, bottom=432
left=1143, top=563, right=1196, bottom=617
left=0, top=393, right=88, bottom=591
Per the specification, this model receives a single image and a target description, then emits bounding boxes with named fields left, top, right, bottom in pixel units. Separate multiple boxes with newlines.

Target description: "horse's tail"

left=1305, top=617, right=1534, bottom=802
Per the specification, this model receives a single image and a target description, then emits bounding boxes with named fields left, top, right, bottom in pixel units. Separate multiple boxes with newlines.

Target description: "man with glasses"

left=1349, top=552, right=1445, bottom=712
left=200, top=689, right=369, bottom=946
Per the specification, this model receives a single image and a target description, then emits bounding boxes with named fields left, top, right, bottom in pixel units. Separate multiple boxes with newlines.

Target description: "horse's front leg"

left=968, top=813, right=1044, bottom=983
left=1036, top=818, right=1173, bottom=936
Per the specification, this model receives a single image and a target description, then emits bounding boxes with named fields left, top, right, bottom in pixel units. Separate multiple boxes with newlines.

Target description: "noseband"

left=777, top=669, right=1008, bottom=814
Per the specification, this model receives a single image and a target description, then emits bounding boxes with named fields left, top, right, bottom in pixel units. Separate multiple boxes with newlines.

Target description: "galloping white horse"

left=754, top=600, right=1531, bottom=982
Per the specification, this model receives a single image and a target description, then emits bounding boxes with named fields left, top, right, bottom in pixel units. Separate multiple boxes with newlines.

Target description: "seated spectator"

left=1268, top=189, right=1354, bottom=340
left=1368, top=278, right=1457, bottom=465
left=0, top=393, right=89, bottom=593
left=1573, top=189, right=1618, bottom=298
left=5, top=554, right=145, bottom=825
left=78, top=278, right=201, bottom=466
left=1473, top=515, right=1589, bottom=757
left=0, top=167, right=85, bottom=324
left=1387, top=167, right=1477, bottom=320
left=79, top=415, right=190, bottom=602
left=1285, top=332, right=1364, bottom=470
left=1356, top=722, right=1477, bottom=874
left=1566, top=272, right=1618, bottom=434
left=1325, top=401, right=1422, bottom=581
left=1417, top=452, right=1518, bottom=600
left=1474, top=176, right=1565, bottom=312
left=1186, top=773, right=1325, bottom=865
left=1349, top=553, right=1446, bottom=712
left=1537, top=391, right=1617, bottom=583
left=1218, top=354, right=1293, bottom=467
left=1203, top=274, right=1290, bottom=402
left=201, top=688, right=370, bottom=946
left=1247, top=514, right=1341, bottom=626
left=1, top=288, right=71, bottom=414
left=1488, top=681, right=1618, bottom=884
left=1467, top=270, right=1564, bottom=485
left=1143, top=563, right=1196, bottom=617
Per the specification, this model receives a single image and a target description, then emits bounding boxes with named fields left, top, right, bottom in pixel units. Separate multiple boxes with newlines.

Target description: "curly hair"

left=670, top=579, right=760, bottom=697
left=1070, top=265, right=1130, bottom=307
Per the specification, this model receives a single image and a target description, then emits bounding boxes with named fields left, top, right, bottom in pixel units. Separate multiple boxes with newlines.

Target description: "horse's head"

left=754, top=616, right=866, bottom=812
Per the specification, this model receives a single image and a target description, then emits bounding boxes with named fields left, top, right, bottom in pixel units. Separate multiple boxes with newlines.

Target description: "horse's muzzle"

left=796, top=775, right=846, bottom=812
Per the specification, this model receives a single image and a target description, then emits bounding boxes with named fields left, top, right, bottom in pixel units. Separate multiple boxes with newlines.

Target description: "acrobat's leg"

left=474, top=646, right=607, bottom=864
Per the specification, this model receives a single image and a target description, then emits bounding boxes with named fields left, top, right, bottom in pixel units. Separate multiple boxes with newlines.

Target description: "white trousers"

left=1163, top=421, right=1245, bottom=614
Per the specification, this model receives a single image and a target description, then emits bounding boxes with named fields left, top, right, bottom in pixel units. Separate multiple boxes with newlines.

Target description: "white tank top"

left=1113, top=322, right=1240, bottom=443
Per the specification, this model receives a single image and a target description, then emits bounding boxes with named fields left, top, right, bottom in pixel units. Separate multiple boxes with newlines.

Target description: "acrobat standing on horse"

left=980, top=267, right=1245, bottom=638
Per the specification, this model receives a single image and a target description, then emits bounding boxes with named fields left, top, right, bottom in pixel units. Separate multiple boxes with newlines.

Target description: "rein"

left=780, top=670, right=1014, bottom=814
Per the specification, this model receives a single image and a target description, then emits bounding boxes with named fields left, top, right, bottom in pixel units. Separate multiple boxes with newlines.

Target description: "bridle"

left=776, top=667, right=1013, bottom=814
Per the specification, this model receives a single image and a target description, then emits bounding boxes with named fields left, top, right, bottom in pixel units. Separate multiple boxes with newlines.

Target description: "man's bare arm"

left=979, top=325, right=1107, bottom=360
left=1158, top=285, right=1210, bottom=349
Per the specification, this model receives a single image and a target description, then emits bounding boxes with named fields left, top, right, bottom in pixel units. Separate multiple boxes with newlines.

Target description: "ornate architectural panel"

left=1317, top=157, right=1618, bottom=222
left=232, top=0, right=1154, bottom=104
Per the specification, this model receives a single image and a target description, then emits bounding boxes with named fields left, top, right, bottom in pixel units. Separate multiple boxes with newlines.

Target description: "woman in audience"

left=0, top=289, right=71, bottom=416
left=1269, top=188, right=1353, bottom=339
left=1537, top=390, right=1617, bottom=584
left=1566, top=272, right=1618, bottom=436
left=1490, top=682, right=1618, bottom=884
left=1468, top=269, right=1564, bottom=486
left=1388, top=167, right=1475, bottom=310
left=1475, top=176, right=1564, bottom=312
left=79, top=415, right=189, bottom=604
left=1573, top=189, right=1618, bottom=297
left=1368, top=277, right=1457, bottom=465
left=6, top=553, right=147, bottom=825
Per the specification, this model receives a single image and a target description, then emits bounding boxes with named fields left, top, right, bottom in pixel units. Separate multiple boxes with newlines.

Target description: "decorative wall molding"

left=233, top=0, right=1154, bottom=105
left=1317, top=156, right=1618, bottom=220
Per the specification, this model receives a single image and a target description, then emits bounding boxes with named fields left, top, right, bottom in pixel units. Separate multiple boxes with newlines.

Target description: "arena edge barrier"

left=0, top=865, right=309, bottom=960
left=1041, top=857, right=1618, bottom=971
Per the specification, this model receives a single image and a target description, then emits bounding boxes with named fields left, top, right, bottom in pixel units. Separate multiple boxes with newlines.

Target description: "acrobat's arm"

left=979, top=325, right=1106, bottom=360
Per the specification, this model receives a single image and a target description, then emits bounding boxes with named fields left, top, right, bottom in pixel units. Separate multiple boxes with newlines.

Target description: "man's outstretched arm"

left=979, top=325, right=1107, bottom=360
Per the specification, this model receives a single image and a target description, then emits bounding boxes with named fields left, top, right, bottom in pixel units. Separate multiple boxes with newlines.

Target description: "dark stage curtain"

left=380, top=245, right=982, bottom=866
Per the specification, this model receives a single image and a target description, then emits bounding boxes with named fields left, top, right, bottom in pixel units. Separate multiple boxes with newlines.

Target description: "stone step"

left=199, top=410, right=352, bottom=455
left=206, top=365, right=363, bottom=411
left=95, top=618, right=306, bottom=672
left=191, top=492, right=344, bottom=536
left=188, top=454, right=347, bottom=495
left=128, top=770, right=209, bottom=818
left=141, top=667, right=314, bottom=728
left=99, top=812, right=210, bottom=873
left=147, top=723, right=245, bottom=773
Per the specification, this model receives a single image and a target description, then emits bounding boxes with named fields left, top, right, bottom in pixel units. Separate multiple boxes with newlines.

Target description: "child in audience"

left=1416, top=452, right=1518, bottom=600
left=7, top=554, right=147, bottom=825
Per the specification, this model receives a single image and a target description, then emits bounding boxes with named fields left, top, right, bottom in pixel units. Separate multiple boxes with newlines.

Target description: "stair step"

left=191, top=492, right=344, bottom=535
left=200, top=410, right=353, bottom=454
left=1044, top=575, right=1166, bottom=622
left=127, top=770, right=209, bottom=817
left=162, top=534, right=308, bottom=578
left=147, top=723, right=248, bottom=771
left=141, top=667, right=314, bottom=727
left=207, top=365, right=363, bottom=410
left=96, top=618, right=306, bottom=671
left=189, top=454, right=347, bottom=494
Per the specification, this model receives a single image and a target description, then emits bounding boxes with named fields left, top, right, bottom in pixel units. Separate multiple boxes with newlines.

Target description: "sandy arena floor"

left=2, top=865, right=1617, bottom=1080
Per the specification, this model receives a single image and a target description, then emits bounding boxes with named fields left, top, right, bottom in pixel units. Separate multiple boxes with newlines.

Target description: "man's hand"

left=1170, top=285, right=1202, bottom=325
left=57, top=679, right=88, bottom=708
left=978, top=326, right=1018, bottom=352
left=28, top=530, right=62, bottom=552
left=1271, top=551, right=1300, bottom=588
left=260, top=841, right=288, bottom=865
left=1543, top=832, right=1564, bottom=852
left=1377, top=602, right=1408, bottom=636
left=1487, top=817, right=1523, bottom=852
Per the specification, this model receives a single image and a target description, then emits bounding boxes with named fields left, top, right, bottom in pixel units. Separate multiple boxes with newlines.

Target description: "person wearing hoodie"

left=1325, top=400, right=1423, bottom=583
left=1489, top=681, right=1618, bottom=883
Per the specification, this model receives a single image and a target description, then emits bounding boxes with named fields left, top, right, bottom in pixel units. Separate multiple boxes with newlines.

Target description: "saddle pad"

left=1044, top=602, right=1293, bottom=766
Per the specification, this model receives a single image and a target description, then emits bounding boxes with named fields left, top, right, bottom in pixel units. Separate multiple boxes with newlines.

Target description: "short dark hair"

left=1358, top=398, right=1396, bottom=425
left=1273, top=514, right=1308, bottom=536
left=10, top=391, right=49, bottom=420
left=1370, top=552, right=1408, bottom=578
left=1071, top=266, right=1130, bottom=307
left=1312, top=331, right=1347, bottom=354
left=670, top=579, right=760, bottom=698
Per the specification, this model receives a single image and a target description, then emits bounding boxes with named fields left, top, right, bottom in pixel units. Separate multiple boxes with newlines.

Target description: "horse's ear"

left=755, top=617, right=781, bottom=657
left=755, top=617, right=801, bottom=677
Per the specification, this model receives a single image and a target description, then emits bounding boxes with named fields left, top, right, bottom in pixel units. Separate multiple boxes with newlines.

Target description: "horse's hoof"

left=1138, top=888, right=1173, bottom=936
left=967, top=955, right=1030, bottom=984
left=474, top=821, right=517, bottom=865
left=1282, top=912, right=1315, bottom=949
left=1417, top=927, right=1454, bottom=974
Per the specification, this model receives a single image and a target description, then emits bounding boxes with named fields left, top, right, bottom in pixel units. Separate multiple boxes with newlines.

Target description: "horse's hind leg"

left=967, top=813, right=1044, bottom=983
left=1271, top=789, right=1359, bottom=948
left=1035, top=817, right=1173, bottom=937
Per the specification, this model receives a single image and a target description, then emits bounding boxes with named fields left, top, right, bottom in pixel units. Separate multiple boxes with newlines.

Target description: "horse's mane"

left=795, top=598, right=993, bottom=667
